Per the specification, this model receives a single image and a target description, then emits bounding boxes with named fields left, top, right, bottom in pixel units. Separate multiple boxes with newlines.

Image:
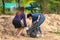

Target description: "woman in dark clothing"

left=12, top=7, right=27, bottom=37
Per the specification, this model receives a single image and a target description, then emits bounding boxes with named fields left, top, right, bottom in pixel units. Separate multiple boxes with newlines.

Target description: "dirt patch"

left=0, top=14, right=60, bottom=40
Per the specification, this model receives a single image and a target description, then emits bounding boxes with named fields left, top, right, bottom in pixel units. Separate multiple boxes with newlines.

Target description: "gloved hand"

left=37, top=19, right=39, bottom=22
left=25, top=27, right=29, bottom=30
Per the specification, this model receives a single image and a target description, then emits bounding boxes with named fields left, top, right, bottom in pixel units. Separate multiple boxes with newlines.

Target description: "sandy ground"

left=0, top=14, right=60, bottom=40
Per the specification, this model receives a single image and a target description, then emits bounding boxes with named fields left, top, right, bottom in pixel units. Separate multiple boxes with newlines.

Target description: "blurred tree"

left=35, top=0, right=49, bottom=13
left=22, top=0, right=35, bottom=7
left=0, top=1, right=2, bottom=13
left=49, top=0, right=60, bottom=13
left=2, top=0, right=5, bottom=14
left=21, top=0, right=35, bottom=13
left=0, top=0, right=60, bottom=14
left=17, top=0, right=20, bottom=8
left=43, top=0, right=49, bottom=14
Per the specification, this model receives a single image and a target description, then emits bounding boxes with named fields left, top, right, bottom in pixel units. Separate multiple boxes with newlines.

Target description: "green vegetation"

left=0, top=0, right=60, bottom=14
left=54, top=31, right=60, bottom=34
left=49, top=30, right=60, bottom=35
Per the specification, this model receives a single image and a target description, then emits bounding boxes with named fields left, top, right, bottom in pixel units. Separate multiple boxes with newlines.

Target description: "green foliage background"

left=0, top=0, right=60, bottom=14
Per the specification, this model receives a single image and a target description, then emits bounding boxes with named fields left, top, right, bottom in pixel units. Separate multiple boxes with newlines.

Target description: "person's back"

left=32, top=12, right=45, bottom=22
left=14, top=12, right=25, bottom=21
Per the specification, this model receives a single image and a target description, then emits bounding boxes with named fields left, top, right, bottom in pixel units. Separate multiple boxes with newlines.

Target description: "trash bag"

left=26, top=21, right=39, bottom=37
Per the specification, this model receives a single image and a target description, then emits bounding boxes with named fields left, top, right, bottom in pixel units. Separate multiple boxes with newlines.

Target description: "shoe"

left=36, top=34, right=40, bottom=37
left=36, top=34, right=44, bottom=37
left=39, top=34, right=44, bottom=37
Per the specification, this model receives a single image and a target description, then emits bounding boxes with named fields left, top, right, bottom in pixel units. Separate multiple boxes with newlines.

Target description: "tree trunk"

left=17, top=0, right=20, bottom=8
left=43, top=0, right=49, bottom=14
left=38, top=0, right=44, bottom=13
left=2, top=0, right=5, bottom=14
left=30, top=3, right=34, bottom=13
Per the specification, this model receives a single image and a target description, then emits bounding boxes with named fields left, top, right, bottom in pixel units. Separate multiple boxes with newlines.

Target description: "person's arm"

left=37, top=15, right=40, bottom=22
left=22, top=13, right=27, bottom=27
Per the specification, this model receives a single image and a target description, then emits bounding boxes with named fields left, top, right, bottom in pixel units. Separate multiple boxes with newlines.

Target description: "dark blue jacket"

left=13, top=12, right=27, bottom=27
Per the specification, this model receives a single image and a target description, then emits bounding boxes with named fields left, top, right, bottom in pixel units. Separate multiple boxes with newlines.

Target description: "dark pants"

left=26, top=21, right=39, bottom=37
left=12, top=20, right=22, bottom=28
left=37, top=15, right=45, bottom=33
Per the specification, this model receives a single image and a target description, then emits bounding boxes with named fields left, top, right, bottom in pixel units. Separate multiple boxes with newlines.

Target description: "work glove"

left=25, top=27, right=29, bottom=30
left=37, top=19, right=39, bottom=22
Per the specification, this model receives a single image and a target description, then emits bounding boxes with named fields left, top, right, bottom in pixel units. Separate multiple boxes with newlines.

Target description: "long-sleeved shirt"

left=32, top=13, right=45, bottom=22
left=13, top=12, right=27, bottom=27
